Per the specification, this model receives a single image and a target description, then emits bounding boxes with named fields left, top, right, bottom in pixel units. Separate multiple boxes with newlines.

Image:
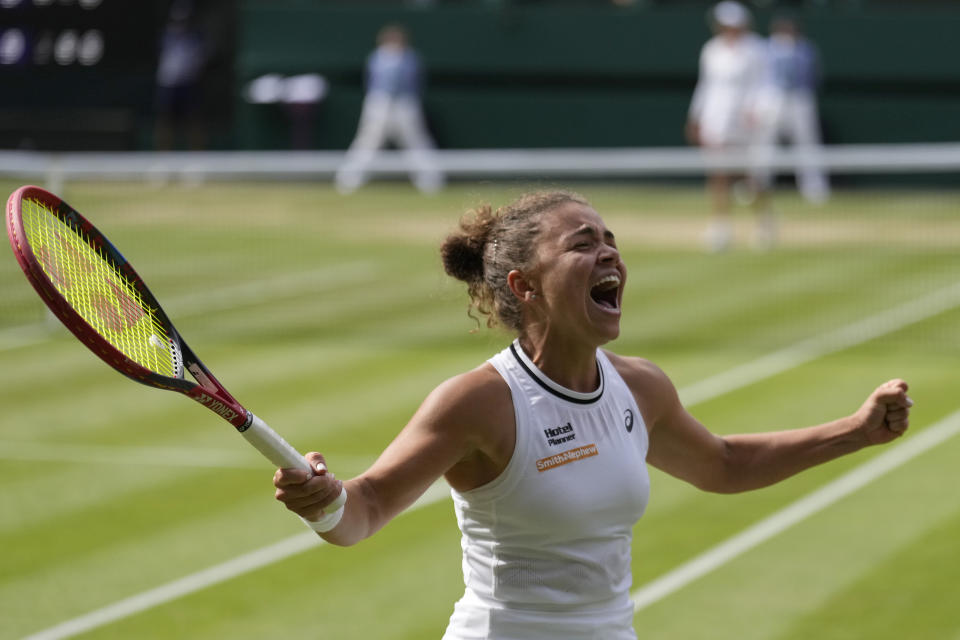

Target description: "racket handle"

left=241, top=412, right=348, bottom=513
left=241, top=412, right=313, bottom=473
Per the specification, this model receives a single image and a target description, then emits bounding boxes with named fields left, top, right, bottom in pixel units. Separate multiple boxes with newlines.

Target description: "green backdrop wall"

left=236, top=2, right=960, bottom=151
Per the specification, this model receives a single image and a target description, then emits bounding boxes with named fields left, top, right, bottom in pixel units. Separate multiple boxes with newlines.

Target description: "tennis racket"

left=5, top=185, right=345, bottom=516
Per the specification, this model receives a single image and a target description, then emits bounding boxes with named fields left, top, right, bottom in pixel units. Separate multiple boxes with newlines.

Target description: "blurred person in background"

left=686, top=1, right=774, bottom=252
left=273, top=190, right=912, bottom=639
left=154, top=0, right=208, bottom=151
left=335, top=24, right=445, bottom=195
left=753, top=14, right=831, bottom=205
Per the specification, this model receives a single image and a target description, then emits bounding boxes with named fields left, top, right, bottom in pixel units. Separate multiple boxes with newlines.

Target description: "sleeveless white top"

left=442, top=340, right=651, bottom=639
left=689, top=33, right=767, bottom=146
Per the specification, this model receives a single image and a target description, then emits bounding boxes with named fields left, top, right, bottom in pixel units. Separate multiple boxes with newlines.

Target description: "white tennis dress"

left=442, top=340, right=651, bottom=639
left=689, top=33, right=767, bottom=147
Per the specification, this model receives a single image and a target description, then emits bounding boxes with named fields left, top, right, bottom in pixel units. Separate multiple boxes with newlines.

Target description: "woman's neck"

left=516, top=333, right=601, bottom=393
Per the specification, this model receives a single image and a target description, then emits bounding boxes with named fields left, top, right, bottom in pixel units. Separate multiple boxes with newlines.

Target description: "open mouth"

left=590, top=274, right=621, bottom=311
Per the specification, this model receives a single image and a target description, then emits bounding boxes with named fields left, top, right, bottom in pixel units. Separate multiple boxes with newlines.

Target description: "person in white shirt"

left=274, top=190, right=912, bottom=639
left=687, top=1, right=773, bottom=251
left=335, top=24, right=444, bottom=194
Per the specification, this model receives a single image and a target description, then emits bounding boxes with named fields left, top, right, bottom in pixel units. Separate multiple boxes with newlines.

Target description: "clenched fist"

left=855, top=379, right=913, bottom=446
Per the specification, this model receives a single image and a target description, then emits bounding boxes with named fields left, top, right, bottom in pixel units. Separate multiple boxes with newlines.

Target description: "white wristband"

left=301, top=489, right=347, bottom=533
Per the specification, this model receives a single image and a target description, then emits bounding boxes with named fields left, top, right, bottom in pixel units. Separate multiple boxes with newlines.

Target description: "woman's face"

left=526, top=202, right=627, bottom=345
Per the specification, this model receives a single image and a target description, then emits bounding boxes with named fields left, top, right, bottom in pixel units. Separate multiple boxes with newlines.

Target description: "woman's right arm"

left=273, top=364, right=511, bottom=546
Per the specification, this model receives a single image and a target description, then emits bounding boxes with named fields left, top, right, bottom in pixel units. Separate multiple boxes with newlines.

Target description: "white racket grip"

left=241, top=412, right=313, bottom=474
left=241, top=412, right=348, bottom=516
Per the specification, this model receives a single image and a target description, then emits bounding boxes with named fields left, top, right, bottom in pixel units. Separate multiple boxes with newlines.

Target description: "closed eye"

left=565, top=225, right=616, bottom=252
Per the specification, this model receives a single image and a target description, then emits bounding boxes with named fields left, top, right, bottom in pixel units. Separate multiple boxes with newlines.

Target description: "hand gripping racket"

left=6, top=185, right=346, bottom=517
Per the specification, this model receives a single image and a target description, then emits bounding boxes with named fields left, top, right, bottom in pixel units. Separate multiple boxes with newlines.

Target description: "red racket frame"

left=7, top=185, right=254, bottom=430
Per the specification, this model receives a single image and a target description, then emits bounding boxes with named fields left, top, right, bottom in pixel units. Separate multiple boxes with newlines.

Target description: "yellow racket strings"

left=21, top=198, right=178, bottom=377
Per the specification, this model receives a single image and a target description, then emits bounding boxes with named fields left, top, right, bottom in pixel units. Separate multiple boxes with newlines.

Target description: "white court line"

left=20, top=280, right=960, bottom=640
left=631, top=409, right=960, bottom=612
left=24, top=415, right=960, bottom=640
left=21, top=535, right=322, bottom=640
left=20, top=482, right=453, bottom=640
left=7, top=278, right=959, bottom=469
left=0, top=441, right=264, bottom=470
left=0, top=322, right=58, bottom=352
left=161, top=261, right=376, bottom=318
left=0, top=441, right=374, bottom=472
left=680, top=278, right=960, bottom=406
left=0, top=261, right=376, bottom=353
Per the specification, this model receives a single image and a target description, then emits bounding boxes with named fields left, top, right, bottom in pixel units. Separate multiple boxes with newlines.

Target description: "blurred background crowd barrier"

left=0, top=0, right=958, bottom=185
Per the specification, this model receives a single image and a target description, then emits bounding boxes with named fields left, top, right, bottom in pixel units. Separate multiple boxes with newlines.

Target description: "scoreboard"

left=0, top=0, right=167, bottom=70
left=0, top=0, right=168, bottom=97
left=0, top=0, right=233, bottom=150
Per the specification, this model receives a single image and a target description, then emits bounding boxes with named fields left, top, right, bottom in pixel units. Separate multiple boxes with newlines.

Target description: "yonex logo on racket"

left=38, top=245, right=69, bottom=287
left=36, top=224, right=146, bottom=334
left=38, top=231, right=90, bottom=288
left=195, top=392, right=240, bottom=422
left=39, top=230, right=97, bottom=287
left=92, top=279, right=147, bottom=332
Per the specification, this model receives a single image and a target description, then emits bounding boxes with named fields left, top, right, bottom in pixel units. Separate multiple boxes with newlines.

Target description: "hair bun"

left=441, top=204, right=498, bottom=284
left=441, top=233, right=485, bottom=284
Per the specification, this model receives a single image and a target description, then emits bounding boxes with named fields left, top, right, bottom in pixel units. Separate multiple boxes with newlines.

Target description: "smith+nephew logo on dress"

left=536, top=444, right=599, bottom=472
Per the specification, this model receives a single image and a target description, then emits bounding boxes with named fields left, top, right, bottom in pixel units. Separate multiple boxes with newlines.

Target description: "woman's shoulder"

left=602, top=350, right=678, bottom=402
left=602, top=350, right=682, bottom=431
left=602, top=350, right=667, bottom=381
left=423, top=362, right=512, bottom=423
left=416, top=362, right=515, bottom=473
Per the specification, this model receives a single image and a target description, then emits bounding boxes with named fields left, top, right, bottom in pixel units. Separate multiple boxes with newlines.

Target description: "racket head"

left=7, top=186, right=307, bottom=470
left=6, top=185, right=189, bottom=391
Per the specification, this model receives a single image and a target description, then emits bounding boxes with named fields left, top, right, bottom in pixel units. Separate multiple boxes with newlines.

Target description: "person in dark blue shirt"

left=752, top=15, right=831, bottom=204
left=335, top=25, right=445, bottom=194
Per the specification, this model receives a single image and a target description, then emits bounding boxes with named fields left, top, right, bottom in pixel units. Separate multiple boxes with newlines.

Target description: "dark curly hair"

left=440, top=190, right=588, bottom=332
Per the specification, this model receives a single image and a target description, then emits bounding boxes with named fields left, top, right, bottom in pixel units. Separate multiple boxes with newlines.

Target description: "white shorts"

left=695, top=87, right=753, bottom=148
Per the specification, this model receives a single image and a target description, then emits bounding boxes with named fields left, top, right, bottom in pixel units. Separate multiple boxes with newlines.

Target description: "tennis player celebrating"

left=274, top=191, right=912, bottom=639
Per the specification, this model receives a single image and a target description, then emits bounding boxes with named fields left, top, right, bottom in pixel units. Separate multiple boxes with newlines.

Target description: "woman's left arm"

left=616, top=355, right=912, bottom=493
left=707, top=379, right=911, bottom=493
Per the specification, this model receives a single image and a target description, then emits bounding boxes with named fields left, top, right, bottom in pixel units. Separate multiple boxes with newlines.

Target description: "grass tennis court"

left=2, top=179, right=958, bottom=639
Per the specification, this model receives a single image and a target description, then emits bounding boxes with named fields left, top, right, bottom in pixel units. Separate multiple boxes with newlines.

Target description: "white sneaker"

left=703, top=221, right=733, bottom=253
